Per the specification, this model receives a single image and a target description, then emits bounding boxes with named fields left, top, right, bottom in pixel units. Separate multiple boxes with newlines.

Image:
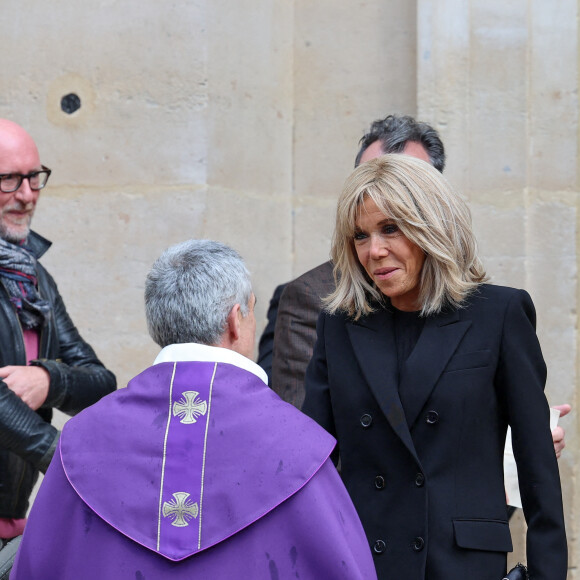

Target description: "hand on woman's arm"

left=552, top=404, right=571, bottom=459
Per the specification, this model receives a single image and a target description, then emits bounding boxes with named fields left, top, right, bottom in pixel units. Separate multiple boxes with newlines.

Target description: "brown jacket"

left=271, top=260, right=334, bottom=408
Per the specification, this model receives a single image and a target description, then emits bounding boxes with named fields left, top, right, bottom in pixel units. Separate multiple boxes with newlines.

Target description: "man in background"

left=0, top=119, right=116, bottom=545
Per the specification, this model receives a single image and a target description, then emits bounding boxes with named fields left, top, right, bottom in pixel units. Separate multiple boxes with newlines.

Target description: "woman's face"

left=354, top=196, right=425, bottom=312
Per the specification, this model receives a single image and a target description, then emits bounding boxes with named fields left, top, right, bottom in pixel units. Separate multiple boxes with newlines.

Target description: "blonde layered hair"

left=326, top=155, right=487, bottom=319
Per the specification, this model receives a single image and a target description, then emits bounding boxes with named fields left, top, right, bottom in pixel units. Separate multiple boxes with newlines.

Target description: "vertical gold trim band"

left=157, top=362, right=177, bottom=551
left=197, top=362, right=217, bottom=549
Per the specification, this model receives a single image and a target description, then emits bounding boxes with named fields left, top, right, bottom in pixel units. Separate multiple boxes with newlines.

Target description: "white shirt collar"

left=153, top=343, right=268, bottom=385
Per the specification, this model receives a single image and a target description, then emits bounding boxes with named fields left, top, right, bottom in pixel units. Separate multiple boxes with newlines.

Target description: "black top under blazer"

left=302, top=284, right=567, bottom=580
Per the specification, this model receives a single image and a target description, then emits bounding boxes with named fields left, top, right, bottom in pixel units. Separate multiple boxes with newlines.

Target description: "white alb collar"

left=153, top=343, right=268, bottom=385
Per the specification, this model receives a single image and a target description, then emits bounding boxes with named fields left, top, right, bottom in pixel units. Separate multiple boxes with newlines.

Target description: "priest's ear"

left=222, top=303, right=242, bottom=348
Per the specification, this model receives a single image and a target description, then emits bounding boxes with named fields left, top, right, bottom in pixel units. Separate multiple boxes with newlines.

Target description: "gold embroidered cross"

left=173, top=391, right=207, bottom=424
left=162, top=492, right=199, bottom=527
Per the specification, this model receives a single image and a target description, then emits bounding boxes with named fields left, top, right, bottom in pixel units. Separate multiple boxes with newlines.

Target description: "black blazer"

left=302, top=284, right=567, bottom=580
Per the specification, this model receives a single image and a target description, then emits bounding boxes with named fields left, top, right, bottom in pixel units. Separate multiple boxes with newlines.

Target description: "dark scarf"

left=0, top=237, right=51, bottom=329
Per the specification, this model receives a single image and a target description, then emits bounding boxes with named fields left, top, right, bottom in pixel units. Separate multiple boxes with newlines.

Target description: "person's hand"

left=552, top=404, right=571, bottom=459
left=0, top=365, right=50, bottom=411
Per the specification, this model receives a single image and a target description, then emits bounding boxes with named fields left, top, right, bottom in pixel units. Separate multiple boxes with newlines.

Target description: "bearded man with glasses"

left=0, top=119, right=116, bottom=553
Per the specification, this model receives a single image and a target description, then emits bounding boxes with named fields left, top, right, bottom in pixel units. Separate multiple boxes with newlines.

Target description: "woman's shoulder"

left=472, top=283, right=527, bottom=298
left=463, top=283, right=534, bottom=312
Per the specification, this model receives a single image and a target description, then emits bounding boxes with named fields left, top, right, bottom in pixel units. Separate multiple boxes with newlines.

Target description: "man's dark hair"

left=354, top=114, right=445, bottom=172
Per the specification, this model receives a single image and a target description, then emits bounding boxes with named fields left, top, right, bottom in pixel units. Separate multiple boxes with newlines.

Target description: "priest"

left=12, top=239, right=376, bottom=580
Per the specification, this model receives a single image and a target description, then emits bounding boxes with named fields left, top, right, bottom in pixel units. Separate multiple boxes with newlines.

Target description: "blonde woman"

left=302, top=154, right=567, bottom=579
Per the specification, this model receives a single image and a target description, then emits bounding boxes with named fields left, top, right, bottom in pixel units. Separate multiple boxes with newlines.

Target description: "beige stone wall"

left=1, top=0, right=418, bottom=384
left=4, top=0, right=297, bottom=386
left=2, top=0, right=578, bottom=572
left=292, top=0, right=418, bottom=274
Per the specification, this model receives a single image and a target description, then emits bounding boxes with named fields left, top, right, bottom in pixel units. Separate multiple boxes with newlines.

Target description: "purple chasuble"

left=12, top=360, right=377, bottom=579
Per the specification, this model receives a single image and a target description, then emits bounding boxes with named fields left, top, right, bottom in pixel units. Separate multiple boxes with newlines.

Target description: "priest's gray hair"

left=145, top=239, right=253, bottom=348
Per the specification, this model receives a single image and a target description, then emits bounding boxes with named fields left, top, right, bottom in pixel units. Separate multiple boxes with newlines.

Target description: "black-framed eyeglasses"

left=0, top=165, right=52, bottom=194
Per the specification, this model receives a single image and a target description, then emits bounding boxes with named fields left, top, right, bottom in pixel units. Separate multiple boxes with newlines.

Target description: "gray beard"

left=0, top=223, right=30, bottom=244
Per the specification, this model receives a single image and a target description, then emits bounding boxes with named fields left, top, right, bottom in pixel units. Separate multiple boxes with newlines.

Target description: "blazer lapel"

left=346, top=308, right=418, bottom=461
left=399, top=309, right=472, bottom=429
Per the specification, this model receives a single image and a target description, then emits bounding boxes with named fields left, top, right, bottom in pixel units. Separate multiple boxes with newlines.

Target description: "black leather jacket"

left=0, top=231, right=116, bottom=518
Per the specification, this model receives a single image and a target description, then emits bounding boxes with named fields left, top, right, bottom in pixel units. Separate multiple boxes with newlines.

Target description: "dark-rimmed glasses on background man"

left=0, top=166, right=51, bottom=193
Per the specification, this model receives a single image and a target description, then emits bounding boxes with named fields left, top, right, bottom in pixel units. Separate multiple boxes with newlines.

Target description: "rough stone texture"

left=292, top=0, right=418, bottom=274
left=2, top=0, right=295, bottom=388
left=0, top=0, right=418, bottom=380
left=1, top=0, right=578, bottom=572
